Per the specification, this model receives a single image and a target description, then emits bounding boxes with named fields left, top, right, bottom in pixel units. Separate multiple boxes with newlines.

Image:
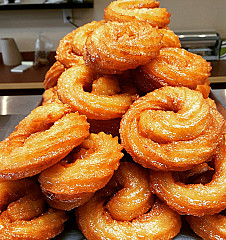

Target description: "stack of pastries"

left=1, top=0, right=225, bottom=239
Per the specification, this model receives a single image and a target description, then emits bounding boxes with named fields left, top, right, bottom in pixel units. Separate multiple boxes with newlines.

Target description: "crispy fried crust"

left=39, top=132, right=123, bottom=210
left=76, top=162, right=181, bottom=240
left=120, top=86, right=225, bottom=171
left=0, top=103, right=90, bottom=180
left=0, top=179, right=68, bottom=239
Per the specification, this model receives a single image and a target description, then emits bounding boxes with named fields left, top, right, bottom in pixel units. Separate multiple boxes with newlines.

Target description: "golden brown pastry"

left=0, top=103, right=89, bottom=180
left=150, top=142, right=226, bottom=216
left=83, top=21, right=163, bottom=74
left=134, top=47, right=211, bottom=96
left=76, top=162, right=181, bottom=239
left=39, top=132, right=123, bottom=210
left=56, top=30, right=85, bottom=68
left=0, top=179, right=68, bottom=239
left=57, top=64, right=138, bottom=120
left=104, top=0, right=171, bottom=28
left=120, top=86, right=225, bottom=171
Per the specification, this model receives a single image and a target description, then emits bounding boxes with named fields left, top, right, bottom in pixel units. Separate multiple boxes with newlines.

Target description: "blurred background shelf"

left=0, top=0, right=93, bottom=10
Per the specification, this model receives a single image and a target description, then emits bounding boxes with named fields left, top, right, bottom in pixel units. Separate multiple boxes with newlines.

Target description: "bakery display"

left=0, top=0, right=225, bottom=239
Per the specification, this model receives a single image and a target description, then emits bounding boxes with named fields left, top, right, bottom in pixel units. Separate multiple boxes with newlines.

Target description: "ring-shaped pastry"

left=150, top=143, right=226, bottom=216
left=104, top=0, right=171, bottom=28
left=0, top=179, right=68, bottom=239
left=135, top=47, right=212, bottom=95
left=83, top=21, right=163, bottom=74
left=57, top=64, right=137, bottom=120
left=76, top=162, right=181, bottom=240
left=120, top=86, right=225, bottom=171
left=0, top=103, right=89, bottom=180
left=39, top=132, right=123, bottom=210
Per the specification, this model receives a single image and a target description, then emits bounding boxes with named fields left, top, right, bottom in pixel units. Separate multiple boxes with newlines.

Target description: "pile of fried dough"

left=0, top=0, right=225, bottom=239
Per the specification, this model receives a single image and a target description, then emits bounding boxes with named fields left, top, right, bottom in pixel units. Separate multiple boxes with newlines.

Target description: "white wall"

left=0, top=0, right=225, bottom=52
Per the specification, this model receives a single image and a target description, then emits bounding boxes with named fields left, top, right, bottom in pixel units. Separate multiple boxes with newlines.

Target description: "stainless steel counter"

left=0, top=95, right=42, bottom=115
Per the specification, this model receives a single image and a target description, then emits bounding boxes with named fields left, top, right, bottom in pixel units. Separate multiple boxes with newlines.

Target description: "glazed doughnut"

left=187, top=211, right=226, bottom=240
left=83, top=21, right=163, bottom=74
left=39, top=132, right=123, bottom=210
left=104, top=0, right=171, bottom=28
left=76, top=162, right=181, bottom=240
left=135, top=47, right=211, bottom=95
left=0, top=179, right=68, bottom=239
left=57, top=64, right=138, bottom=120
left=0, top=102, right=89, bottom=180
left=43, top=61, right=65, bottom=90
left=56, top=30, right=85, bottom=68
left=120, top=86, right=225, bottom=171
left=150, top=142, right=226, bottom=216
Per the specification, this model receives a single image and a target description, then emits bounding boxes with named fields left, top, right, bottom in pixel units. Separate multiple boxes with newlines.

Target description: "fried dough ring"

left=0, top=103, right=89, bottom=180
left=120, top=86, right=225, bottom=171
left=104, top=0, right=171, bottom=28
left=0, top=179, right=68, bottom=239
left=56, top=30, right=85, bottom=68
left=187, top=212, right=226, bottom=240
left=44, top=61, right=65, bottom=90
left=57, top=64, right=137, bottom=120
left=136, top=47, right=211, bottom=95
left=76, top=163, right=181, bottom=240
left=39, top=132, right=123, bottom=210
left=150, top=143, right=226, bottom=216
left=83, top=21, right=163, bottom=74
